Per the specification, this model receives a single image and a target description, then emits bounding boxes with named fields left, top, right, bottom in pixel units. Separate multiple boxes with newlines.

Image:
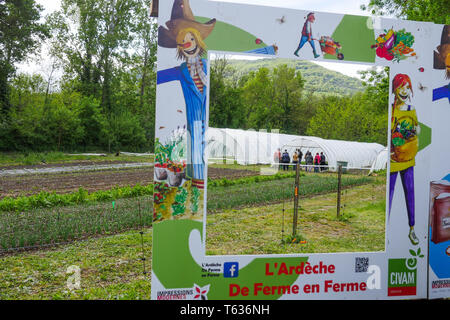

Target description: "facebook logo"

left=223, top=262, right=239, bottom=278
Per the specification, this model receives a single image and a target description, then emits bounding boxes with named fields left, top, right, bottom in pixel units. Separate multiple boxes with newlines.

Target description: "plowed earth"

left=0, top=165, right=258, bottom=199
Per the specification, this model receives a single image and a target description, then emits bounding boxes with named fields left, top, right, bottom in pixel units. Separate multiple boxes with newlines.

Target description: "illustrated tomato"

left=385, top=51, right=394, bottom=61
left=376, top=46, right=387, bottom=58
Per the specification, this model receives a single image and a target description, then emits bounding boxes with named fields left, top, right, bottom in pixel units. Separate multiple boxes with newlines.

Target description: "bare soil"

left=0, top=165, right=258, bottom=198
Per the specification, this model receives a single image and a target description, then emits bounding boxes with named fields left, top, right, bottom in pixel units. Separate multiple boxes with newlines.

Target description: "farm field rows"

left=0, top=166, right=260, bottom=199
left=0, top=158, right=387, bottom=299
left=0, top=180, right=386, bottom=299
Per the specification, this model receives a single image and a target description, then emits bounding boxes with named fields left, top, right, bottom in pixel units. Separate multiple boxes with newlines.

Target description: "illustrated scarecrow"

left=433, top=24, right=450, bottom=102
left=389, top=73, right=420, bottom=245
left=294, top=12, right=320, bottom=58
left=157, top=0, right=216, bottom=190
left=434, top=25, right=450, bottom=79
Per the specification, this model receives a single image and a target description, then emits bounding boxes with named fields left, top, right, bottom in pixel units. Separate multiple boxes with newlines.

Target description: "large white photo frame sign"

left=152, top=0, right=450, bottom=300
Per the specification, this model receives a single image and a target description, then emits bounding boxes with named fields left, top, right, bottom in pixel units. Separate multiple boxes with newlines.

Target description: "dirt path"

left=0, top=160, right=152, bottom=171
left=0, top=162, right=153, bottom=176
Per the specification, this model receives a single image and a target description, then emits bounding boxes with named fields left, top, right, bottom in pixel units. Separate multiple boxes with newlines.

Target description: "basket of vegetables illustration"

left=391, top=118, right=418, bottom=162
left=372, top=28, right=416, bottom=62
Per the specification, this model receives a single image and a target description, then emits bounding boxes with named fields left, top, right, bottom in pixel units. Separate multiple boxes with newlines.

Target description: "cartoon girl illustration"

left=157, top=0, right=216, bottom=190
left=389, top=74, right=420, bottom=245
left=294, top=12, right=320, bottom=58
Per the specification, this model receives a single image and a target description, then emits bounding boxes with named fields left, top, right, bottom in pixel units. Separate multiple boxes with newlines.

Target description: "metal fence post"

left=337, top=164, right=342, bottom=218
left=292, top=162, right=300, bottom=237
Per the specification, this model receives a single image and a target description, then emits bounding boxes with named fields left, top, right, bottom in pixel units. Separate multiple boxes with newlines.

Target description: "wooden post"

left=337, top=164, right=342, bottom=218
left=292, top=162, right=300, bottom=237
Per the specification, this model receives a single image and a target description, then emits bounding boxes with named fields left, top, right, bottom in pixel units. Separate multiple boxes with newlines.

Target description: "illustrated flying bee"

left=276, top=15, right=286, bottom=24
left=418, top=83, right=428, bottom=91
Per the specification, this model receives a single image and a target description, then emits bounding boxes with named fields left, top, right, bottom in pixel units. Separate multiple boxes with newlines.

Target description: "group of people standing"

left=274, top=148, right=327, bottom=172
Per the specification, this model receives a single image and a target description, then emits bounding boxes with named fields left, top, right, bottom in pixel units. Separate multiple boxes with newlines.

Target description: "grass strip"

left=0, top=151, right=154, bottom=166
left=0, top=184, right=154, bottom=212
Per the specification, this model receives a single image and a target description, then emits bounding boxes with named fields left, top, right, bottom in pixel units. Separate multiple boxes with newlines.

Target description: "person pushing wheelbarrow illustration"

left=294, top=12, right=320, bottom=58
left=294, top=12, right=344, bottom=60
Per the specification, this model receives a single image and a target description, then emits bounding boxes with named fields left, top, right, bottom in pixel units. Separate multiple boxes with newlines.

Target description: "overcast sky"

left=21, top=0, right=378, bottom=79
left=210, top=0, right=371, bottom=16
left=37, top=0, right=372, bottom=16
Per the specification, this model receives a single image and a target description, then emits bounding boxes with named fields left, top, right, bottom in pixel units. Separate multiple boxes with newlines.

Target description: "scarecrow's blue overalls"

left=157, top=59, right=208, bottom=185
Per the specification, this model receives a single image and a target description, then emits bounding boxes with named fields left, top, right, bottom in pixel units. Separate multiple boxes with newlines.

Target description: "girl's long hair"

left=392, top=73, right=413, bottom=105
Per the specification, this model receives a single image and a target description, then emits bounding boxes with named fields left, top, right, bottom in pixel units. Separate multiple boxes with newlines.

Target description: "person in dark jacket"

left=281, top=150, right=290, bottom=171
left=320, top=152, right=326, bottom=171
left=305, top=151, right=313, bottom=172
left=298, top=149, right=303, bottom=170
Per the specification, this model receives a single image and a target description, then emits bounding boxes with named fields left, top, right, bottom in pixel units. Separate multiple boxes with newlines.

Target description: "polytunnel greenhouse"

left=205, top=128, right=387, bottom=172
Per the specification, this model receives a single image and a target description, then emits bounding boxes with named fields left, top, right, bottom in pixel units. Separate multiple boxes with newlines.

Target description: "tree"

left=46, top=0, right=158, bottom=152
left=0, top=0, right=49, bottom=115
left=272, top=64, right=305, bottom=133
left=361, top=0, right=450, bottom=24
left=241, top=65, right=305, bottom=133
left=48, top=0, right=138, bottom=111
left=209, top=57, right=247, bottom=129
left=242, top=67, right=276, bottom=130
left=359, top=67, right=389, bottom=115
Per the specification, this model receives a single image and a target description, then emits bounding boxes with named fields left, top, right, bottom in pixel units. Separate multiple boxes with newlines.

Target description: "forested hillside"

left=210, top=57, right=389, bottom=145
left=226, top=58, right=364, bottom=96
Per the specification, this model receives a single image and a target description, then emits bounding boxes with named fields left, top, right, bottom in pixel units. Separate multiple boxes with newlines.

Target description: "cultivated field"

left=0, top=155, right=387, bottom=299
left=0, top=166, right=259, bottom=198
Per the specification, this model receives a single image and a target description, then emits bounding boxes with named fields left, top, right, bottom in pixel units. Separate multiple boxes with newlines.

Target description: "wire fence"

left=206, top=163, right=386, bottom=254
left=0, top=196, right=153, bottom=255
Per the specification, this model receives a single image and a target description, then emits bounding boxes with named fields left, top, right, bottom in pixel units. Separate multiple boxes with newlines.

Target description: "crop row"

left=0, top=172, right=297, bottom=212
left=0, top=184, right=154, bottom=212
left=0, top=173, right=377, bottom=252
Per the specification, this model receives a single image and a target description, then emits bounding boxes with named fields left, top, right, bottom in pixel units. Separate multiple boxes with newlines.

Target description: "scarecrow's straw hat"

left=158, top=0, right=216, bottom=48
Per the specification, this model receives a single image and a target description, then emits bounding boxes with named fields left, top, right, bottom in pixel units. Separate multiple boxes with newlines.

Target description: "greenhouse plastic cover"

left=206, top=128, right=387, bottom=171
left=370, top=147, right=389, bottom=173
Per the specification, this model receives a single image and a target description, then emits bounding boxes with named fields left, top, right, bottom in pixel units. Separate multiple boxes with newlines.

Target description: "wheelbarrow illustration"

left=315, top=36, right=344, bottom=60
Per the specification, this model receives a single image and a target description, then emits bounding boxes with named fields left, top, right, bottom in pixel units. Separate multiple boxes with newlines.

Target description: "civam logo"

left=223, top=262, right=239, bottom=278
left=388, top=248, right=424, bottom=296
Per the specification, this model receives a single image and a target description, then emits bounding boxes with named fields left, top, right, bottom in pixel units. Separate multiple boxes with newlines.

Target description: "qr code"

left=355, top=257, right=369, bottom=273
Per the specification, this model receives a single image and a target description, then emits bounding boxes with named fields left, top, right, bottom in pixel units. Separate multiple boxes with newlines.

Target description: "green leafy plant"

left=0, top=184, right=154, bottom=212
left=172, top=188, right=188, bottom=216
left=190, top=187, right=200, bottom=214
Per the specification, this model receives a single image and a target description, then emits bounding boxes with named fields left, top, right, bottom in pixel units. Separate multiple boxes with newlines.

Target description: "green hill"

left=224, top=58, right=364, bottom=96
